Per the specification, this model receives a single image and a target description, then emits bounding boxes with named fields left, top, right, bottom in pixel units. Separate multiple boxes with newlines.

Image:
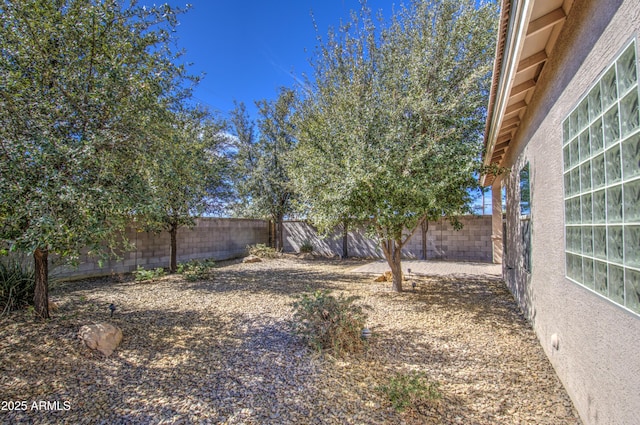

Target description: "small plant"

left=292, top=290, right=368, bottom=355
left=299, top=240, right=314, bottom=254
left=377, top=372, right=442, bottom=412
left=247, top=244, right=279, bottom=258
left=133, top=266, right=165, bottom=282
left=0, top=257, right=35, bottom=314
left=177, top=259, right=215, bottom=281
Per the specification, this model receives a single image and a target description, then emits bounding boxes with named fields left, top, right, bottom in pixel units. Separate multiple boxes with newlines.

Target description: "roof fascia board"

left=482, top=0, right=536, bottom=184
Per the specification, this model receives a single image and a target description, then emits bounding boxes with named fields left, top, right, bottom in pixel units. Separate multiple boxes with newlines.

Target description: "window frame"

left=520, top=162, right=531, bottom=272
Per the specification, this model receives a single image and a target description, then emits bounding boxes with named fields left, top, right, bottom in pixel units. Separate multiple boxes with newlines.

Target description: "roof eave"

left=481, top=0, right=535, bottom=186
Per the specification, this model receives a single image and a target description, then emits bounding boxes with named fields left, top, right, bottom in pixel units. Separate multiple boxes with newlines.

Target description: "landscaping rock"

left=374, top=271, right=393, bottom=282
left=242, top=255, right=262, bottom=263
left=78, top=323, right=123, bottom=357
left=373, top=270, right=406, bottom=282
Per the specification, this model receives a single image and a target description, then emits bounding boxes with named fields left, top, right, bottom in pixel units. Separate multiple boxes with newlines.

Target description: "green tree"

left=0, top=0, right=192, bottom=318
left=294, top=0, right=499, bottom=291
left=229, top=88, right=297, bottom=251
left=142, top=107, right=230, bottom=273
left=227, top=101, right=258, bottom=218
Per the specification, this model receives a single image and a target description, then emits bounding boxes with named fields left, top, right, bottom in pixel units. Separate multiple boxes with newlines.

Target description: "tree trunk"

left=390, top=239, right=403, bottom=292
left=275, top=214, right=284, bottom=252
left=381, top=239, right=403, bottom=292
left=169, top=223, right=178, bottom=273
left=342, top=222, right=348, bottom=258
left=421, top=220, right=429, bottom=260
left=33, top=248, right=49, bottom=320
left=268, top=220, right=275, bottom=249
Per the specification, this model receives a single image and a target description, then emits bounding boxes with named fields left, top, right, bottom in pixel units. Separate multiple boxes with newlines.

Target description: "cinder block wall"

left=283, top=216, right=492, bottom=262
left=52, top=218, right=269, bottom=279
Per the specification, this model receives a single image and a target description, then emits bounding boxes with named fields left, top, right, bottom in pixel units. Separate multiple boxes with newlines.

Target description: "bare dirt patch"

left=0, top=257, right=581, bottom=424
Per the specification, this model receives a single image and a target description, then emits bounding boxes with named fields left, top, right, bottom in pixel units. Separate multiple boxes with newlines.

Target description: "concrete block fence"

left=283, top=215, right=493, bottom=262
left=52, top=218, right=269, bottom=280
left=45, top=215, right=492, bottom=281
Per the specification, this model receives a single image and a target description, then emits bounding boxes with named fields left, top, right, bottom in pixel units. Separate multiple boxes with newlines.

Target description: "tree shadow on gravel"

left=202, top=315, right=324, bottom=422
left=367, top=326, right=527, bottom=424
left=182, top=266, right=367, bottom=297
left=53, top=274, right=137, bottom=293
left=370, top=327, right=452, bottom=368
left=0, top=307, right=226, bottom=423
left=2, top=259, right=577, bottom=424
left=1, top=304, right=314, bottom=423
left=376, top=275, right=527, bottom=332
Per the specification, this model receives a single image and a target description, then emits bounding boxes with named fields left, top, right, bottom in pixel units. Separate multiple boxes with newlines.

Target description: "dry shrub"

left=378, top=372, right=442, bottom=412
left=292, top=290, right=368, bottom=355
left=299, top=240, right=314, bottom=253
left=177, top=259, right=215, bottom=281
left=247, top=244, right=279, bottom=258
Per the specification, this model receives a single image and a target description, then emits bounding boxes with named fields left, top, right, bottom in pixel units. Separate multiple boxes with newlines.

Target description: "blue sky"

left=150, top=1, right=399, bottom=120
left=144, top=0, right=494, bottom=214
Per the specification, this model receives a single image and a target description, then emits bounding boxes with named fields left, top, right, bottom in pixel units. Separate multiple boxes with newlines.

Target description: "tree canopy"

left=140, top=107, right=230, bottom=272
left=229, top=88, right=297, bottom=250
left=293, top=0, right=499, bottom=290
left=0, top=0, right=193, bottom=317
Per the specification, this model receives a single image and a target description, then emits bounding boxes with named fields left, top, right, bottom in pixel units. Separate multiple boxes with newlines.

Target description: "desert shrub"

left=133, top=266, right=165, bottom=282
left=0, top=257, right=35, bottom=314
left=177, top=259, right=215, bottom=281
left=292, top=290, right=368, bottom=355
left=247, top=243, right=279, bottom=258
left=299, top=240, right=314, bottom=254
left=377, top=372, right=441, bottom=412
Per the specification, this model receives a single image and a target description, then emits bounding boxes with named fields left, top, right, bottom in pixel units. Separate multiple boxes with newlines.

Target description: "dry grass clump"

left=0, top=257, right=35, bottom=314
left=247, top=243, right=280, bottom=258
left=292, top=289, right=369, bottom=355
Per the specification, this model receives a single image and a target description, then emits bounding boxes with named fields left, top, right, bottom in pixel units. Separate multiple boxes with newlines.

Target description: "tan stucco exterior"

left=485, top=1, right=640, bottom=424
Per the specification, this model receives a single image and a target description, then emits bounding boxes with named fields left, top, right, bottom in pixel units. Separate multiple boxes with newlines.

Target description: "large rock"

left=242, top=255, right=262, bottom=263
left=78, top=323, right=123, bottom=357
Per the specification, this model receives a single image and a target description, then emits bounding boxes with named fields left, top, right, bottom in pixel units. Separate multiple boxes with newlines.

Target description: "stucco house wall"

left=497, top=1, right=640, bottom=424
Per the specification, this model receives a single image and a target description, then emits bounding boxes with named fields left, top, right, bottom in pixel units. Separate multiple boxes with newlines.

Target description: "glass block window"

left=563, top=41, right=640, bottom=315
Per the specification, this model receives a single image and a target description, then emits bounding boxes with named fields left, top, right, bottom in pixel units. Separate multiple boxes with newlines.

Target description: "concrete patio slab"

left=350, top=259, right=502, bottom=279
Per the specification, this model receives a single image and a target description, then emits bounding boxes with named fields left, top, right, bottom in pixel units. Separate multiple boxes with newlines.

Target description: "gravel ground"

left=1, top=256, right=581, bottom=424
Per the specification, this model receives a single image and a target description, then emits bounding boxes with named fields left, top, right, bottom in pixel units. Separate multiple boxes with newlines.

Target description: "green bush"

left=133, top=266, right=165, bottom=282
left=377, top=372, right=441, bottom=412
left=300, top=240, right=314, bottom=254
left=0, top=257, right=35, bottom=314
left=177, top=259, right=215, bottom=281
left=247, top=244, right=279, bottom=258
left=292, top=290, right=368, bottom=355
